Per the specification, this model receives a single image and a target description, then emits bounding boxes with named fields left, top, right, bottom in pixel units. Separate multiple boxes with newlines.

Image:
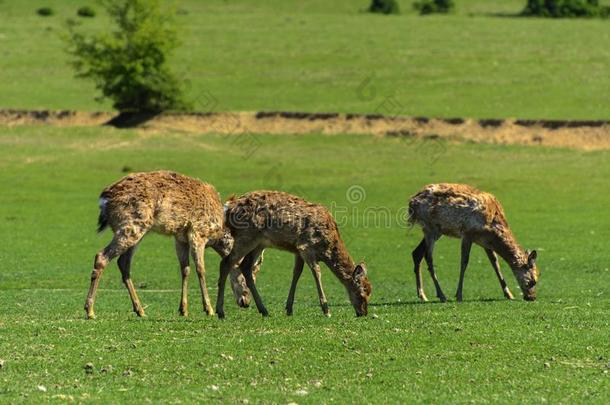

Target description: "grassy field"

left=0, top=127, right=609, bottom=402
left=1, top=0, right=610, bottom=119
left=1, top=0, right=609, bottom=403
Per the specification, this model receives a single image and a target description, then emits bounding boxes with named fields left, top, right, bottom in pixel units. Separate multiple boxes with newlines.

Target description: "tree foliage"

left=66, top=0, right=190, bottom=113
left=414, top=0, right=455, bottom=15
left=522, top=0, right=609, bottom=17
left=368, top=0, right=400, bottom=15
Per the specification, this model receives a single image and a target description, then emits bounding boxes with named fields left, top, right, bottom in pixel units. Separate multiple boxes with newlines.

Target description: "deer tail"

left=407, top=199, right=419, bottom=228
left=97, top=195, right=109, bottom=233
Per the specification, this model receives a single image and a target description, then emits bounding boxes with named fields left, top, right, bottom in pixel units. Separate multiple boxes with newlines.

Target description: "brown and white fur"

left=216, top=191, right=372, bottom=319
left=408, top=183, right=540, bottom=302
left=84, top=171, right=256, bottom=319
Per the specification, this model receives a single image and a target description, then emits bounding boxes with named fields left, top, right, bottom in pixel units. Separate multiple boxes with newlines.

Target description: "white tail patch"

left=99, top=197, right=108, bottom=210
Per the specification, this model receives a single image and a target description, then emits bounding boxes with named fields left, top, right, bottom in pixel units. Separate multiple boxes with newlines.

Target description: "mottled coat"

left=85, top=171, right=244, bottom=319
left=98, top=171, right=225, bottom=246
left=216, top=191, right=372, bottom=318
left=408, top=183, right=539, bottom=301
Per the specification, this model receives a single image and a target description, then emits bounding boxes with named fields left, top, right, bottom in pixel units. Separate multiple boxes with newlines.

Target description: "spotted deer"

left=215, top=191, right=372, bottom=319
left=84, top=171, right=258, bottom=319
left=408, top=183, right=540, bottom=302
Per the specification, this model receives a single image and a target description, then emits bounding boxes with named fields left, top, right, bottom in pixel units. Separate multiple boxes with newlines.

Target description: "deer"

left=215, top=190, right=372, bottom=319
left=84, top=170, right=260, bottom=319
left=408, top=183, right=540, bottom=302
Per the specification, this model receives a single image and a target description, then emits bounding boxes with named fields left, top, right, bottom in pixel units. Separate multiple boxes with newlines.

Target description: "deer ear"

left=528, top=250, right=538, bottom=267
left=353, top=263, right=367, bottom=281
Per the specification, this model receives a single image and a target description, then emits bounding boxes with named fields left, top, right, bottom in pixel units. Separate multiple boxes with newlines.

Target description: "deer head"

left=512, top=250, right=539, bottom=301
left=228, top=253, right=263, bottom=308
left=207, top=229, right=254, bottom=308
left=348, top=262, right=372, bottom=316
left=229, top=270, right=252, bottom=308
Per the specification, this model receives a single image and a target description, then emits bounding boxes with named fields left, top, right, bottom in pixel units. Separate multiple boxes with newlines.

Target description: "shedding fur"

left=408, top=183, right=540, bottom=302
left=216, top=190, right=372, bottom=319
left=85, top=171, right=253, bottom=319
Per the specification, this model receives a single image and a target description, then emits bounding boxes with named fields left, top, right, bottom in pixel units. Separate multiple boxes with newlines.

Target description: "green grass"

left=1, top=0, right=610, bottom=119
left=1, top=1, right=609, bottom=402
left=0, top=127, right=609, bottom=402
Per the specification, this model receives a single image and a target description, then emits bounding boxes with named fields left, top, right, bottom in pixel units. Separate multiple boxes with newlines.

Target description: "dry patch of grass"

left=3, top=110, right=610, bottom=150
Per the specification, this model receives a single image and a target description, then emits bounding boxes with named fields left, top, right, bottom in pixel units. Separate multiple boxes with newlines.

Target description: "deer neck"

left=325, top=241, right=355, bottom=283
left=489, top=227, right=526, bottom=270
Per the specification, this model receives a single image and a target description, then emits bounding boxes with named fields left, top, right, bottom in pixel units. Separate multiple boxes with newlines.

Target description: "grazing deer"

left=229, top=252, right=263, bottom=308
left=84, top=171, right=257, bottom=319
left=215, top=191, right=372, bottom=319
left=408, top=183, right=540, bottom=302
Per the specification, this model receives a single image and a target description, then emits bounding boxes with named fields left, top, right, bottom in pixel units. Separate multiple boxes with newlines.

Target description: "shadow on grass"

left=479, top=12, right=522, bottom=18
left=479, top=12, right=610, bottom=20
left=104, top=111, right=160, bottom=128
left=369, top=300, right=442, bottom=307
left=370, top=297, right=508, bottom=307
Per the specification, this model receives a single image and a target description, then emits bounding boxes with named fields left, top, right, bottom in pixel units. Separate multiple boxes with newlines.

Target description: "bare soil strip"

left=1, top=109, right=609, bottom=150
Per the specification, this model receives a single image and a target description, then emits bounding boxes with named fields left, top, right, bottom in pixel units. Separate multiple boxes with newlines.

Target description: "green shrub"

left=77, top=6, right=96, bottom=18
left=65, top=0, right=190, bottom=113
left=368, top=0, right=400, bottom=15
left=414, top=0, right=455, bottom=15
left=522, top=0, right=609, bottom=17
left=36, top=7, right=54, bottom=16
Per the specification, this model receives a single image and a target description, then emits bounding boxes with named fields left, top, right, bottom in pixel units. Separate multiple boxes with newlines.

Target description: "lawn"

left=0, top=127, right=608, bottom=402
left=1, top=0, right=609, bottom=402
left=1, top=0, right=610, bottom=119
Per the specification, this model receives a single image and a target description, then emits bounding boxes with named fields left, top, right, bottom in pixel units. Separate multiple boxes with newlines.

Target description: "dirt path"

left=1, top=109, right=609, bottom=151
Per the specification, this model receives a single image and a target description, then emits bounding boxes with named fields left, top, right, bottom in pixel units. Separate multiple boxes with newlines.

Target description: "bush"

left=36, top=7, right=54, bottom=16
left=77, top=6, right=96, bottom=18
left=414, top=0, right=455, bottom=15
left=66, top=0, right=190, bottom=113
left=522, top=0, right=609, bottom=17
left=368, top=0, right=400, bottom=15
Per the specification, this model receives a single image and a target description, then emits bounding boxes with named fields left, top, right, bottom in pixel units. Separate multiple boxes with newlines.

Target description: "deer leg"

left=216, top=256, right=232, bottom=320
left=231, top=249, right=264, bottom=308
left=455, top=238, right=472, bottom=302
left=190, top=236, right=214, bottom=316
left=216, top=239, right=258, bottom=319
left=175, top=239, right=190, bottom=316
left=286, top=255, right=305, bottom=316
left=117, top=245, right=145, bottom=317
left=252, top=250, right=263, bottom=280
left=412, top=238, right=428, bottom=302
left=424, top=233, right=447, bottom=302
left=85, top=236, right=132, bottom=319
left=307, top=259, right=330, bottom=317
left=240, top=247, right=268, bottom=317
left=485, top=248, right=514, bottom=300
